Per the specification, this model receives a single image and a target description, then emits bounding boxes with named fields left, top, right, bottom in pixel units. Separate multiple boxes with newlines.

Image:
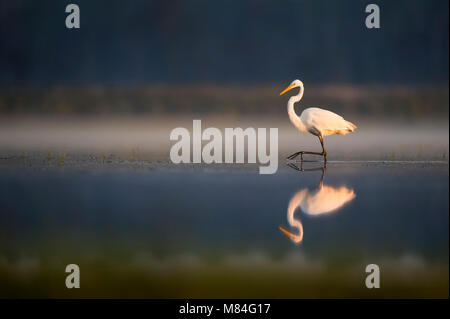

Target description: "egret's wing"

left=302, top=107, right=356, bottom=136
left=301, top=185, right=356, bottom=215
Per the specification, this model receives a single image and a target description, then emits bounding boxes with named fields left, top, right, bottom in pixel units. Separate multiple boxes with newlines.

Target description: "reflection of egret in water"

left=279, top=163, right=356, bottom=244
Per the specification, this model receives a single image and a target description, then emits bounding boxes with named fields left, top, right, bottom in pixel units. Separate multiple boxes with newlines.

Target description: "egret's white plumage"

left=280, top=79, right=356, bottom=161
left=279, top=183, right=356, bottom=243
left=279, top=165, right=356, bottom=244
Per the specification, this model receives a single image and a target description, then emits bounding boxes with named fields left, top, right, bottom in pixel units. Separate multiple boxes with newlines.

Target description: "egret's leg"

left=286, top=162, right=327, bottom=188
left=286, top=135, right=327, bottom=161
left=287, top=150, right=323, bottom=160
left=287, top=161, right=327, bottom=172
left=318, top=135, right=327, bottom=162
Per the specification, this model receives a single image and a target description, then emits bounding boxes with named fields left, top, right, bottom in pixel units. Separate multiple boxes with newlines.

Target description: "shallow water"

left=0, top=162, right=448, bottom=298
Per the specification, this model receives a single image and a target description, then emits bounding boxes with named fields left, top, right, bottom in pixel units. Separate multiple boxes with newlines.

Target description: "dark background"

left=1, top=0, right=448, bottom=86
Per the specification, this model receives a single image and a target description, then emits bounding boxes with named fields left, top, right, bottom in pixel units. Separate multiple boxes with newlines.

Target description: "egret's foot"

left=287, top=161, right=327, bottom=172
left=287, top=151, right=302, bottom=160
left=287, top=162, right=304, bottom=171
left=287, top=151, right=326, bottom=161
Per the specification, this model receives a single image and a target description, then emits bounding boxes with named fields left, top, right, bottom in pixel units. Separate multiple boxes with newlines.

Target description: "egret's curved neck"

left=279, top=189, right=307, bottom=243
left=287, top=83, right=307, bottom=133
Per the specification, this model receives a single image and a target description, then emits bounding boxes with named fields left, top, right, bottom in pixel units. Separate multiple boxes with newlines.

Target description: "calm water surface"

left=0, top=162, right=448, bottom=297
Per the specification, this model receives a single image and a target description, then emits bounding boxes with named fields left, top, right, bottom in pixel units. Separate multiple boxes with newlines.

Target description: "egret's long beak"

left=279, top=83, right=295, bottom=96
left=278, top=226, right=302, bottom=243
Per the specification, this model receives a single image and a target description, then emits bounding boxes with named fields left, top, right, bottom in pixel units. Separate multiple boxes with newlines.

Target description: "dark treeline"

left=0, top=0, right=448, bottom=86
left=1, top=86, right=447, bottom=120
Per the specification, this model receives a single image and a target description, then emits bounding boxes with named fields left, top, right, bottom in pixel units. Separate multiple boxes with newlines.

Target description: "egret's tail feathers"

left=336, top=120, right=357, bottom=135
left=346, top=120, right=357, bottom=130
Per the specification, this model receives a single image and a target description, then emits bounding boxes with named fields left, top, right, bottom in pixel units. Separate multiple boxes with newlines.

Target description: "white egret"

left=280, top=79, right=357, bottom=161
left=279, top=164, right=356, bottom=244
